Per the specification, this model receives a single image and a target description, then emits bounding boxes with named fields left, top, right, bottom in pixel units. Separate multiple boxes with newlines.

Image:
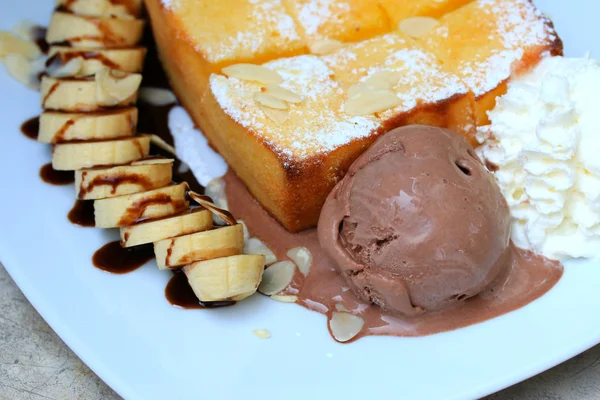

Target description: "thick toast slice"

left=144, top=0, right=561, bottom=232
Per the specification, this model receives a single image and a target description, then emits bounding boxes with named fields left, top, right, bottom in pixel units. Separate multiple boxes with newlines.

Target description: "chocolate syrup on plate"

left=20, top=116, right=39, bottom=140
left=39, top=163, right=75, bottom=185
left=68, top=200, right=96, bottom=227
left=165, top=271, right=236, bottom=309
left=92, top=240, right=154, bottom=274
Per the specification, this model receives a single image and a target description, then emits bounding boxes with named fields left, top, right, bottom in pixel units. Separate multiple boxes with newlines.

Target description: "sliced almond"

left=46, top=57, right=83, bottom=78
left=1, top=53, right=39, bottom=90
left=244, top=237, right=277, bottom=265
left=0, top=31, right=40, bottom=59
left=286, top=247, right=312, bottom=276
left=259, top=104, right=290, bottom=125
left=258, top=261, right=296, bottom=296
left=335, top=303, right=349, bottom=312
left=253, top=92, right=288, bottom=110
left=264, top=84, right=303, bottom=103
left=222, top=63, right=283, bottom=84
left=309, top=39, right=343, bottom=55
left=188, top=191, right=237, bottom=226
left=270, top=294, right=298, bottom=303
left=150, top=134, right=177, bottom=156
left=95, top=68, right=142, bottom=106
left=139, top=87, right=177, bottom=106
left=12, top=20, right=38, bottom=41
left=364, top=71, right=402, bottom=90
left=131, top=158, right=175, bottom=166
left=344, top=89, right=402, bottom=116
left=398, top=17, right=440, bottom=38
left=253, top=329, right=271, bottom=339
left=329, top=312, right=364, bottom=342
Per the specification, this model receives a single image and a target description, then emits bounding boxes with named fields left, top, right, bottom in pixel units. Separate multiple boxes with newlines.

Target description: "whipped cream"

left=477, top=56, right=600, bottom=260
left=168, top=106, right=228, bottom=186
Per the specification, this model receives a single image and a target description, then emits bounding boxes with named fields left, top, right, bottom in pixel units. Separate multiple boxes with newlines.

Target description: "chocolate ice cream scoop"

left=318, top=125, right=512, bottom=317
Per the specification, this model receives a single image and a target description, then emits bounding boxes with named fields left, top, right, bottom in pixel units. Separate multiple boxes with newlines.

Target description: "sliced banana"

left=94, top=183, right=189, bottom=228
left=47, top=46, right=147, bottom=76
left=75, top=158, right=174, bottom=200
left=183, top=254, right=266, bottom=302
left=0, top=30, right=41, bottom=59
left=56, top=0, right=143, bottom=19
left=120, top=208, right=212, bottom=248
left=52, top=135, right=150, bottom=171
left=155, top=225, right=244, bottom=269
left=38, top=108, right=137, bottom=143
left=46, top=12, right=144, bottom=49
left=41, top=72, right=141, bottom=111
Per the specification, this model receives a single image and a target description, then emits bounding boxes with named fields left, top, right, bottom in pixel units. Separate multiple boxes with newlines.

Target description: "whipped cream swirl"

left=477, top=56, right=600, bottom=260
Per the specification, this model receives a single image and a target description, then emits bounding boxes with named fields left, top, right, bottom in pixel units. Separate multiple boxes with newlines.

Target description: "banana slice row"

left=94, top=183, right=189, bottom=228
left=39, top=108, right=138, bottom=143
left=184, top=255, right=266, bottom=302
left=41, top=70, right=142, bottom=112
left=47, top=46, right=147, bottom=77
left=52, top=135, right=151, bottom=171
left=46, top=12, right=144, bottom=49
left=75, top=158, right=174, bottom=200
left=37, top=7, right=267, bottom=306
left=56, top=0, right=144, bottom=19
left=120, top=208, right=213, bottom=248
left=155, top=224, right=244, bottom=269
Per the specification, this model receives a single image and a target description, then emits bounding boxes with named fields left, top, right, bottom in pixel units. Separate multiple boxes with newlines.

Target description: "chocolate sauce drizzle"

left=165, top=271, right=236, bottom=309
left=92, top=240, right=154, bottom=274
left=78, top=170, right=154, bottom=199
left=20, top=116, right=39, bottom=140
left=39, top=163, right=75, bottom=185
left=68, top=200, right=95, bottom=227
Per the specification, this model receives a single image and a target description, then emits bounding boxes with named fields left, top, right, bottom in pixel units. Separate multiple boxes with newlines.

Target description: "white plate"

left=1, top=1, right=599, bottom=399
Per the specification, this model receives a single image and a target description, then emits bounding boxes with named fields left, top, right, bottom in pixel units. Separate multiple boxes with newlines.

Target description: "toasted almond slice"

left=0, top=31, right=40, bottom=59
left=47, top=57, right=84, bottom=78
left=244, top=237, right=277, bottom=265
left=139, top=87, right=177, bottom=106
left=12, top=20, right=39, bottom=41
left=270, top=294, right=298, bottom=303
left=188, top=191, right=237, bottom=226
left=96, top=68, right=142, bottom=107
left=253, top=92, right=289, bottom=110
left=309, top=39, right=343, bottom=55
left=149, top=134, right=177, bottom=156
left=264, top=84, right=303, bottom=103
left=222, top=63, right=283, bottom=84
left=364, top=71, right=403, bottom=90
left=253, top=329, right=271, bottom=339
left=258, top=261, right=296, bottom=296
left=286, top=247, right=312, bottom=276
left=1, top=53, right=39, bottom=90
left=398, top=16, right=440, bottom=38
left=329, top=312, right=364, bottom=342
left=259, top=104, right=290, bottom=125
left=131, top=158, right=175, bottom=166
left=344, top=89, right=402, bottom=116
